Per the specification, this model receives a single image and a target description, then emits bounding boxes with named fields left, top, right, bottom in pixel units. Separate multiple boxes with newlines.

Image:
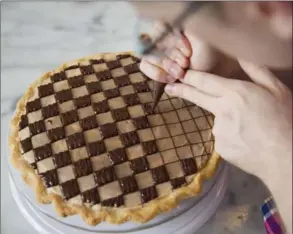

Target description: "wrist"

left=260, top=146, right=292, bottom=190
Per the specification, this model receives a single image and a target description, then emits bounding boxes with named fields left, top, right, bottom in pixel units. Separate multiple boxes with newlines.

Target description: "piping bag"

left=136, top=1, right=210, bottom=110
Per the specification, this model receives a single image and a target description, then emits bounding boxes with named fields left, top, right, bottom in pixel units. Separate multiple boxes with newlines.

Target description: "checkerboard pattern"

left=17, top=54, right=214, bottom=208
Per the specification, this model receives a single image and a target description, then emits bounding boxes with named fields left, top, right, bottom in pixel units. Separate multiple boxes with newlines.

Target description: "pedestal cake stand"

left=9, top=156, right=228, bottom=234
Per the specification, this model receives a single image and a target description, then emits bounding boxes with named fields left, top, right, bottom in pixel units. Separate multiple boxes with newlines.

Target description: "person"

left=132, top=2, right=292, bottom=233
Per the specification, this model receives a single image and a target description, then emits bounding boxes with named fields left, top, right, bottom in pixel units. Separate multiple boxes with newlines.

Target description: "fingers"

left=166, top=48, right=190, bottom=68
left=152, top=21, right=174, bottom=50
left=141, top=55, right=185, bottom=82
left=175, top=31, right=193, bottom=57
left=141, top=22, right=192, bottom=83
left=238, top=59, right=285, bottom=93
left=141, top=21, right=194, bottom=84
left=151, top=20, right=192, bottom=65
left=182, top=70, right=239, bottom=96
left=151, top=21, right=192, bottom=57
left=140, top=59, right=173, bottom=83
left=165, top=83, right=218, bottom=114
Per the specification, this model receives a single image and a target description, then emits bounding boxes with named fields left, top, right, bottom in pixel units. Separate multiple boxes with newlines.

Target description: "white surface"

left=2, top=2, right=270, bottom=234
left=9, top=164, right=228, bottom=234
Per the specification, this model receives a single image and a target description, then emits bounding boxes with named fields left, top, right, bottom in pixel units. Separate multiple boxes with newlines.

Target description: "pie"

left=9, top=52, right=221, bottom=225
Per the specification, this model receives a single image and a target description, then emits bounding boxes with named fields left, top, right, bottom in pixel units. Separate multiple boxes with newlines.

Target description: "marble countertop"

left=1, top=2, right=269, bottom=234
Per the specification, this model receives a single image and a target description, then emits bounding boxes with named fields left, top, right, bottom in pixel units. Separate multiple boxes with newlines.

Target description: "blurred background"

left=1, top=2, right=269, bottom=234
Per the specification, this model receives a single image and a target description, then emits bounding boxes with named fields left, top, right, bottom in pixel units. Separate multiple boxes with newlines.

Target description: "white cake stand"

left=9, top=159, right=228, bottom=234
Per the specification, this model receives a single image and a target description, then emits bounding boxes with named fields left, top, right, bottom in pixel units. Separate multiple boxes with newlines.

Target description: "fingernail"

left=165, top=84, right=176, bottom=95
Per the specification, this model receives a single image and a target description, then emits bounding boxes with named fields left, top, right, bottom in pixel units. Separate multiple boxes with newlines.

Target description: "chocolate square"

left=80, top=115, right=98, bottom=131
left=34, top=144, right=53, bottom=161
left=38, top=83, right=54, bottom=98
left=39, top=169, right=59, bottom=188
left=82, top=187, right=100, bottom=204
left=52, top=151, right=71, bottom=168
left=74, top=158, right=93, bottom=177
left=140, top=186, right=157, bottom=204
left=119, top=176, right=138, bottom=194
left=120, top=131, right=139, bottom=147
left=90, top=59, right=105, bottom=64
left=74, top=95, right=91, bottom=108
left=142, top=140, right=158, bottom=155
left=86, top=81, right=102, bottom=94
left=61, top=110, right=79, bottom=125
left=26, top=99, right=41, bottom=113
left=99, top=123, right=118, bottom=138
left=51, top=72, right=66, bottom=82
left=106, top=60, right=121, bottom=69
left=124, top=63, right=140, bottom=74
left=92, top=100, right=109, bottom=114
left=80, top=65, right=95, bottom=75
left=20, top=138, right=32, bottom=153
left=170, top=177, right=186, bottom=189
left=19, top=115, right=29, bottom=130
left=42, top=103, right=59, bottom=119
left=101, top=195, right=124, bottom=207
left=111, top=107, right=130, bottom=122
left=133, top=82, right=150, bottom=93
left=94, top=166, right=116, bottom=186
left=55, top=89, right=73, bottom=103
left=61, top=179, right=80, bottom=200
left=68, top=75, right=85, bottom=88
left=151, top=166, right=169, bottom=184
left=181, top=158, right=197, bottom=175
left=114, top=75, right=130, bottom=87
left=133, top=116, right=150, bottom=129
left=87, top=141, right=106, bottom=156
left=103, top=88, right=120, bottom=99
left=130, top=157, right=149, bottom=174
left=96, top=70, right=112, bottom=81
left=123, top=93, right=140, bottom=106
left=47, top=127, right=65, bottom=142
left=29, top=120, right=46, bottom=135
left=108, top=148, right=127, bottom=165
left=66, top=132, right=85, bottom=150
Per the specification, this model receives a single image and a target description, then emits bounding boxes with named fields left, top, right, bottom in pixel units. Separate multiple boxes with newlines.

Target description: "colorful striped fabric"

left=261, top=196, right=283, bottom=234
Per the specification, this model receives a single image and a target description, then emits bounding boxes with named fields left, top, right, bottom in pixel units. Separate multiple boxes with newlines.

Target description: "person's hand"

left=140, top=21, right=231, bottom=83
left=163, top=60, right=293, bottom=232
left=164, top=60, right=292, bottom=181
left=140, top=22, right=292, bottom=231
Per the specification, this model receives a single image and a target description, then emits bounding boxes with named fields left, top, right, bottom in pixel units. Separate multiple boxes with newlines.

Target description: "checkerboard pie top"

left=17, top=54, right=215, bottom=208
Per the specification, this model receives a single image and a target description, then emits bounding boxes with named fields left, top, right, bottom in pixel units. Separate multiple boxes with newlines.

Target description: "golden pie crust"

left=9, top=52, right=221, bottom=225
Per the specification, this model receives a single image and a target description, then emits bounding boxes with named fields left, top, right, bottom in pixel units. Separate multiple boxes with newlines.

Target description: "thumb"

left=165, top=83, right=218, bottom=114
